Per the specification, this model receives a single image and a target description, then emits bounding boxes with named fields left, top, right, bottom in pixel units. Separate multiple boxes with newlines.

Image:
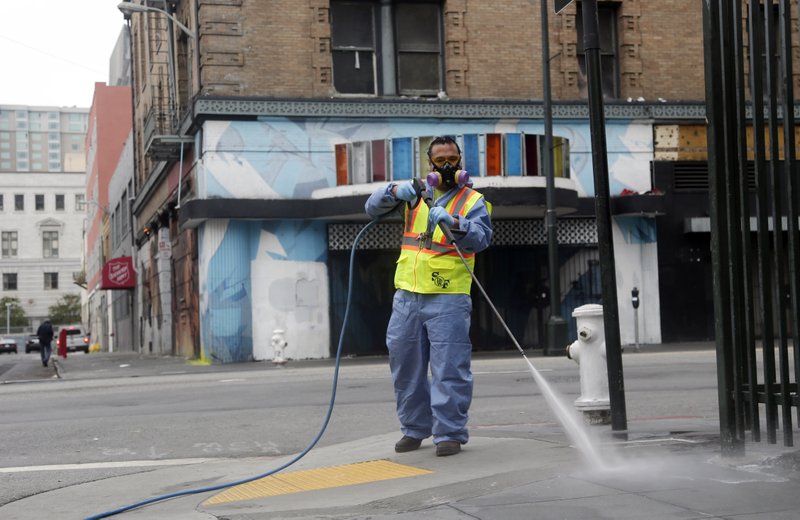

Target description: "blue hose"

left=85, top=218, right=380, bottom=519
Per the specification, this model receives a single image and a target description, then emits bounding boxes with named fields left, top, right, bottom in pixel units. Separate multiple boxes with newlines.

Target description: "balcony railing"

left=142, top=104, right=192, bottom=162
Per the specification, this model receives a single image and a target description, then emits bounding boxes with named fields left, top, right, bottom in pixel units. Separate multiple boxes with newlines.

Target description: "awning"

left=100, top=256, right=136, bottom=290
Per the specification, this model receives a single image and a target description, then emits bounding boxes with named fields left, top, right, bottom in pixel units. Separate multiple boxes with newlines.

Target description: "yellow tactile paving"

left=203, top=459, right=432, bottom=506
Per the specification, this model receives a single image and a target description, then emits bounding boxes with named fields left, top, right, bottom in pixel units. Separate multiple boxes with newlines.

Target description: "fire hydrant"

left=271, top=329, right=288, bottom=366
left=565, top=304, right=610, bottom=425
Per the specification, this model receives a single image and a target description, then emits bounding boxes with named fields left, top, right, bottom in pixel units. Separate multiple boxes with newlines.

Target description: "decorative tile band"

left=328, top=218, right=598, bottom=250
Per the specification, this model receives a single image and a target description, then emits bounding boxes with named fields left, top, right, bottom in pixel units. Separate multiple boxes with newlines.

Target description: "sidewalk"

left=3, top=346, right=800, bottom=519
left=5, top=416, right=800, bottom=519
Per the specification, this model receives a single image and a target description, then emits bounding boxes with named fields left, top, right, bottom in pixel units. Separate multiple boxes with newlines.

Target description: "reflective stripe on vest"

left=394, top=187, right=484, bottom=294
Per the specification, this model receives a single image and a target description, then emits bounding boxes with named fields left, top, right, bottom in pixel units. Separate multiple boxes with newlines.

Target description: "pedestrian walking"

left=36, top=319, right=54, bottom=367
left=364, top=135, right=493, bottom=456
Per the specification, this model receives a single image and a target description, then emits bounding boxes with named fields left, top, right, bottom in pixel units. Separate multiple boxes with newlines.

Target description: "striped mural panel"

left=391, top=137, right=413, bottom=180
left=505, top=133, right=522, bottom=176
left=462, top=133, right=480, bottom=177
left=334, top=133, right=571, bottom=186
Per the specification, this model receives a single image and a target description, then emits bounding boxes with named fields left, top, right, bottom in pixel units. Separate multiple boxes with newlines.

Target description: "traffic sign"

left=554, top=0, right=575, bottom=15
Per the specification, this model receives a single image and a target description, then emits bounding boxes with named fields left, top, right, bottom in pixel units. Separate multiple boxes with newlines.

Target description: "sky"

left=0, top=0, right=127, bottom=108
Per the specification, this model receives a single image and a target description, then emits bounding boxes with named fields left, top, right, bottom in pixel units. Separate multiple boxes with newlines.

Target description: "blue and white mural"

left=196, top=117, right=657, bottom=361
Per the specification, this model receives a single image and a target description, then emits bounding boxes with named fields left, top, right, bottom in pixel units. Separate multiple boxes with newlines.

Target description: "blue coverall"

left=365, top=182, right=492, bottom=444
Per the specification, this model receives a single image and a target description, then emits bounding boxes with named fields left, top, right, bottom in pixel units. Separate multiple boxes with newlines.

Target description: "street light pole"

left=581, top=0, right=627, bottom=434
left=540, top=0, right=569, bottom=356
left=117, top=3, right=196, bottom=38
left=5, top=303, right=10, bottom=335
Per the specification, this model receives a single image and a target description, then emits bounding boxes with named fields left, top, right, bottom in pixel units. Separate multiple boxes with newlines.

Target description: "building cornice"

left=185, top=97, right=800, bottom=129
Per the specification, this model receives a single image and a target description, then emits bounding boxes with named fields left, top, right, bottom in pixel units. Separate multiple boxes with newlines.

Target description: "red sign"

left=100, top=256, right=136, bottom=290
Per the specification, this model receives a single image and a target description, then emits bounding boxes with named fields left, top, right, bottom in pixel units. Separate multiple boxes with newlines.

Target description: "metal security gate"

left=702, top=0, right=800, bottom=454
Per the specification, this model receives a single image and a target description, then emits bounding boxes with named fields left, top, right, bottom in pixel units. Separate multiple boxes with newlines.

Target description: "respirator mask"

left=427, top=154, right=468, bottom=189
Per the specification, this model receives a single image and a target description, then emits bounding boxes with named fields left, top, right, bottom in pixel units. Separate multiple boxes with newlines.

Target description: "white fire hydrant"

left=271, top=329, right=288, bottom=366
left=565, top=304, right=610, bottom=424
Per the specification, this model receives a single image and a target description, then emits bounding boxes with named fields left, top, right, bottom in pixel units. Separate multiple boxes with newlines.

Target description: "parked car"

left=0, top=337, right=18, bottom=354
left=59, top=325, right=90, bottom=354
left=25, top=335, right=40, bottom=353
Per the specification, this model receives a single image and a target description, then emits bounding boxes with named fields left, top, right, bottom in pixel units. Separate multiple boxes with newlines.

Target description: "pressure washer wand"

left=417, top=181, right=531, bottom=360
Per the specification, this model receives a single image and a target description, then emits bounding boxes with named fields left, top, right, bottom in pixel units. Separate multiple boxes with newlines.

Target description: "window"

left=1, top=231, right=17, bottom=258
left=44, top=272, right=59, bottom=290
left=2, top=273, right=17, bottom=291
left=35, top=194, right=44, bottom=211
left=576, top=2, right=619, bottom=99
left=14, top=194, right=23, bottom=211
left=28, top=113, right=43, bottom=131
left=43, top=230, right=59, bottom=258
left=330, top=1, right=443, bottom=96
left=75, top=194, right=85, bottom=211
left=55, top=194, right=65, bottom=211
left=68, top=113, right=85, bottom=132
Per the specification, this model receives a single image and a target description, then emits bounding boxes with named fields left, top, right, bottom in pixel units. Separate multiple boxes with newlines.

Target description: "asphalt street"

left=1, top=344, right=799, bottom=519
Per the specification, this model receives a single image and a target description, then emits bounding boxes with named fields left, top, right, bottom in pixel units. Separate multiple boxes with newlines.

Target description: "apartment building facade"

left=121, top=0, right=800, bottom=362
left=0, top=105, right=89, bottom=327
left=84, top=83, right=133, bottom=352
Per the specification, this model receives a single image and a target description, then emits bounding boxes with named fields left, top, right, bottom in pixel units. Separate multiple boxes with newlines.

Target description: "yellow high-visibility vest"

left=394, top=186, right=486, bottom=294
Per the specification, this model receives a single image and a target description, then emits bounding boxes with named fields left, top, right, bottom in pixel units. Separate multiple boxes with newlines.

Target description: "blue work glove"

left=394, top=181, right=418, bottom=202
left=428, top=206, right=455, bottom=228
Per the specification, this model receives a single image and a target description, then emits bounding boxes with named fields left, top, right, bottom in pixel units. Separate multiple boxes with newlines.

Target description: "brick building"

left=119, top=0, right=799, bottom=362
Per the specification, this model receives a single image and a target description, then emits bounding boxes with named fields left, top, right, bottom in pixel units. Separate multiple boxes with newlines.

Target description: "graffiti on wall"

left=198, top=219, right=327, bottom=363
left=196, top=118, right=654, bottom=361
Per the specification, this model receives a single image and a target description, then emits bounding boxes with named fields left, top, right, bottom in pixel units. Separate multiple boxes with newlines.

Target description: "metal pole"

left=581, top=0, right=627, bottom=433
left=747, top=0, right=778, bottom=444
left=731, top=0, right=760, bottom=443
left=780, top=0, right=800, bottom=435
left=541, top=0, right=568, bottom=356
left=702, top=0, right=743, bottom=455
left=5, top=303, right=10, bottom=335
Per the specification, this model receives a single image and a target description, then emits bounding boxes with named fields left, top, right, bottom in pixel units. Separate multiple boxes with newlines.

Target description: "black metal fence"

left=702, top=0, right=799, bottom=454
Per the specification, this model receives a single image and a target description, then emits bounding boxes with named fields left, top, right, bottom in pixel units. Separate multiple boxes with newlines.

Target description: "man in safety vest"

left=365, top=135, right=493, bottom=456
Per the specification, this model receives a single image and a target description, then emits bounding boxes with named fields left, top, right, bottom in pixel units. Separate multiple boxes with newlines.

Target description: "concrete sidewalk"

left=3, top=417, right=800, bottom=519
left=3, top=346, right=800, bottom=519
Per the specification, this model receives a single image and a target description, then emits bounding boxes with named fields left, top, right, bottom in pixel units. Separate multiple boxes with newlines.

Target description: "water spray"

left=417, top=179, right=607, bottom=468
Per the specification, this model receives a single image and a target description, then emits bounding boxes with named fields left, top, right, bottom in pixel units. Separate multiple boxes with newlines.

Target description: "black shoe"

left=435, top=441, right=461, bottom=457
left=42, top=361, right=48, bottom=367
left=394, top=436, right=422, bottom=453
